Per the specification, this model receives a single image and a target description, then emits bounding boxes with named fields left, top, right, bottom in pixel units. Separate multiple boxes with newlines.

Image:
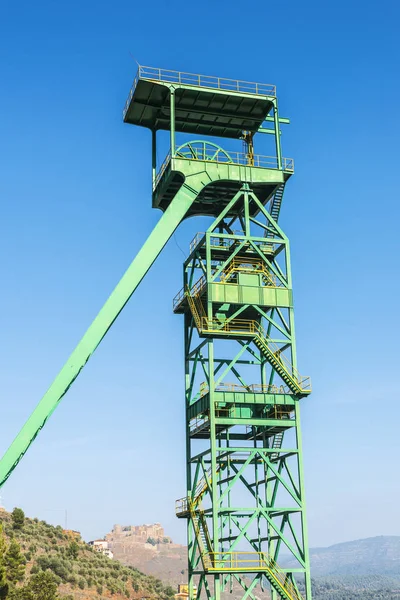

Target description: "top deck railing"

left=188, top=232, right=274, bottom=256
left=154, top=151, right=294, bottom=189
left=123, top=65, right=276, bottom=116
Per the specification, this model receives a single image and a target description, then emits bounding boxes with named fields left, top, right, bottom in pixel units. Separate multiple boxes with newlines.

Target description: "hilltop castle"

left=106, top=523, right=171, bottom=544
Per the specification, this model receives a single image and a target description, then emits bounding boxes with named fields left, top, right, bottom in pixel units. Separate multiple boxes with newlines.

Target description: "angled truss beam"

left=0, top=185, right=198, bottom=488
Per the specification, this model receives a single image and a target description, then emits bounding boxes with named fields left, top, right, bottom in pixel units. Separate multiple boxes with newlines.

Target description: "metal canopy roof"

left=123, top=67, right=275, bottom=139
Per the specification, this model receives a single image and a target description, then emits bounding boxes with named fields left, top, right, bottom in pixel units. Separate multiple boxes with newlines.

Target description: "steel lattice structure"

left=0, top=65, right=312, bottom=600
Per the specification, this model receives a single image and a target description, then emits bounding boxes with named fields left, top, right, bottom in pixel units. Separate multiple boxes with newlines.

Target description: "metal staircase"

left=176, top=272, right=308, bottom=600
left=268, top=184, right=285, bottom=231
left=184, top=286, right=311, bottom=396
left=252, top=335, right=309, bottom=396
left=271, top=431, right=284, bottom=462
left=185, top=282, right=207, bottom=330
left=190, top=500, right=214, bottom=570
left=177, top=488, right=305, bottom=600
left=176, top=463, right=226, bottom=517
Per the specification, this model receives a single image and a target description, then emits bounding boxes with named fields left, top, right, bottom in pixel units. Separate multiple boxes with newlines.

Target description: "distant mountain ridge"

left=103, top=520, right=400, bottom=585
left=308, top=535, right=400, bottom=577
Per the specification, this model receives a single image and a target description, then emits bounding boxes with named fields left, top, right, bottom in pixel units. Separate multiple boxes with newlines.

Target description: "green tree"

left=27, top=572, right=58, bottom=600
left=164, top=585, right=175, bottom=597
left=11, top=572, right=58, bottom=600
left=9, top=588, right=31, bottom=600
left=0, top=525, right=9, bottom=599
left=11, top=510, right=25, bottom=531
left=66, top=541, right=79, bottom=560
left=5, top=539, right=25, bottom=583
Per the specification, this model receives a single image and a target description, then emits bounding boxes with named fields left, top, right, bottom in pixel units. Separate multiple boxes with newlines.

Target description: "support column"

left=152, top=129, right=157, bottom=189
left=170, top=87, right=176, bottom=156
left=273, top=99, right=282, bottom=170
left=295, top=404, right=313, bottom=600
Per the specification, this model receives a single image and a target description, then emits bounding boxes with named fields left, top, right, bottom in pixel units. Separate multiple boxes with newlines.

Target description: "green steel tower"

left=0, top=66, right=312, bottom=600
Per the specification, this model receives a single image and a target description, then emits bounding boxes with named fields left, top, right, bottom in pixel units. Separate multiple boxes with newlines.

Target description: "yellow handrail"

left=173, top=258, right=281, bottom=310
left=203, top=318, right=311, bottom=392
left=177, top=491, right=304, bottom=600
left=220, top=257, right=279, bottom=287
left=204, top=552, right=303, bottom=600
left=175, top=278, right=311, bottom=394
left=184, top=290, right=310, bottom=393
left=176, top=462, right=225, bottom=516
left=174, top=277, right=207, bottom=311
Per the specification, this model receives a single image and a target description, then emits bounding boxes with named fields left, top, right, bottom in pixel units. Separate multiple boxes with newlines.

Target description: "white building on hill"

left=88, top=539, right=114, bottom=559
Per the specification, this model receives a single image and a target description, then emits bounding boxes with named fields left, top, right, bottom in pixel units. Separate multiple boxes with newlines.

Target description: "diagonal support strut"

left=0, top=184, right=199, bottom=488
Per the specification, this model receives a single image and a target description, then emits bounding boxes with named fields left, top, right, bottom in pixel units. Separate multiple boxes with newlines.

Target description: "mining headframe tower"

left=0, top=66, right=313, bottom=600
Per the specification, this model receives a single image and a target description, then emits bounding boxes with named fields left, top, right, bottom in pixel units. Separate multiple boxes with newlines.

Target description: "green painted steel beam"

left=264, top=116, right=290, bottom=124
left=181, top=183, right=312, bottom=600
left=0, top=184, right=199, bottom=489
left=215, top=418, right=295, bottom=427
left=258, top=128, right=280, bottom=135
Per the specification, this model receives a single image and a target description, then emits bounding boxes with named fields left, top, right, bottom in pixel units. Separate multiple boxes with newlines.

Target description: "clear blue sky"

left=0, top=0, right=399, bottom=548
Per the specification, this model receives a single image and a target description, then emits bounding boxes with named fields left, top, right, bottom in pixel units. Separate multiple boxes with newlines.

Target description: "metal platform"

left=123, top=66, right=276, bottom=138
left=153, top=156, right=292, bottom=215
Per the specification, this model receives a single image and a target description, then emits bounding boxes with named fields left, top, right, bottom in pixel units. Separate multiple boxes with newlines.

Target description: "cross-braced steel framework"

left=174, top=186, right=312, bottom=600
left=0, top=66, right=312, bottom=600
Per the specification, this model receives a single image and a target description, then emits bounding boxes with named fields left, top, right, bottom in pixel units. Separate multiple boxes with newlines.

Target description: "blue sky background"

left=0, top=0, right=399, bottom=547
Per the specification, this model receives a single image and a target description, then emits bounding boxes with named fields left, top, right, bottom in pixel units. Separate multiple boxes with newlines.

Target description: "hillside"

left=104, top=522, right=400, bottom=588
left=311, top=574, right=400, bottom=599
left=2, top=507, right=400, bottom=600
left=101, top=521, right=400, bottom=598
left=301, top=536, right=400, bottom=577
left=104, top=523, right=400, bottom=599
left=0, top=509, right=176, bottom=600
left=105, top=524, right=187, bottom=587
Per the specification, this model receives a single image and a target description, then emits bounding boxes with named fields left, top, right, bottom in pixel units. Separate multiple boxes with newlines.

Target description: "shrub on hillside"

left=66, top=542, right=79, bottom=560
left=14, top=571, right=58, bottom=600
left=11, top=509, right=25, bottom=531
left=5, top=539, right=25, bottom=583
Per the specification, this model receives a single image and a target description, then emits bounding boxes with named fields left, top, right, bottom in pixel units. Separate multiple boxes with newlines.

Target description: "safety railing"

left=189, top=233, right=240, bottom=255
left=191, top=466, right=214, bottom=501
left=172, top=287, right=185, bottom=310
left=203, top=552, right=303, bottom=600
left=176, top=463, right=226, bottom=516
left=190, top=233, right=205, bottom=254
left=199, top=382, right=290, bottom=396
left=203, top=319, right=311, bottom=393
left=173, top=259, right=282, bottom=312
left=220, top=257, right=279, bottom=286
left=124, top=66, right=276, bottom=118
left=179, top=283, right=311, bottom=394
left=154, top=151, right=294, bottom=189
left=154, top=152, right=172, bottom=189
left=143, top=65, right=275, bottom=93
left=177, top=149, right=294, bottom=171
left=175, top=496, right=189, bottom=516
left=173, top=276, right=207, bottom=310
left=206, top=551, right=270, bottom=570
left=216, top=403, right=294, bottom=421
left=264, top=405, right=294, bottom=419
left=189, top=414, right=210, bottom=434
left=176, top=503, right=303, bottom=599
